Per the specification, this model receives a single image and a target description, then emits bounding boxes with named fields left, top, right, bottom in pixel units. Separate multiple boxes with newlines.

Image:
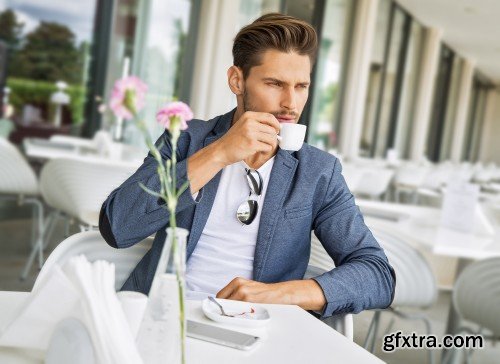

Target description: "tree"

left=0, top=9, right=24, bottom=48
left=12, top=21, right=82, bottom=84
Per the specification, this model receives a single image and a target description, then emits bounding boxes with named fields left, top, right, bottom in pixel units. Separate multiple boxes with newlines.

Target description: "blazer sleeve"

left=99, top=131, right=203, bottom=249
left=311, top=158, right=396, bottom=318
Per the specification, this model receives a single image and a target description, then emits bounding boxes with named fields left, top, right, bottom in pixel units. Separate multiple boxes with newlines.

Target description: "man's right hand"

left=215, top=111, right=281, bottom=166
left=186, top=111, right=280, bottom=195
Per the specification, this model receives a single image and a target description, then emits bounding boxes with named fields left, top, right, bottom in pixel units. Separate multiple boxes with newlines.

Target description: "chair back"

left=341, top=163, right=365, bottom=193
left=355, top=168, right=394, bottom=198
left=0, top=138, right=38, bottom=195
left=34, top=231, right=152, bottom=291
left=452, top=257, right=500, bottom=335
left=394, top=164, right=429, bottom=189
left=40, top=158, right=136, bottom=226
left=371, top=228, right=437, bottom=308
left=309, top=233, right=335, bottom=272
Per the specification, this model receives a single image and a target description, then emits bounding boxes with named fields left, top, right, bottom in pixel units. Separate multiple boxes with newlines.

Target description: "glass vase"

left=136, top=227, right=189, bottom=364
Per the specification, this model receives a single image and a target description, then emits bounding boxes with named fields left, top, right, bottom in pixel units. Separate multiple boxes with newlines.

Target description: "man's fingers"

left=257, top=123, right=279, bottom=136
left=256, top=131, right=278, bottom=147
left=245, top=112, right=281, bottom=133
left=216, top=282, right=235, bottom=299
left=216, top=277, right=246, bottom=299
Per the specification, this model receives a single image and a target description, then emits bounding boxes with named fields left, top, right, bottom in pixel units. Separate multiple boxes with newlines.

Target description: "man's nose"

left=280, top=87, right=297, bottom=111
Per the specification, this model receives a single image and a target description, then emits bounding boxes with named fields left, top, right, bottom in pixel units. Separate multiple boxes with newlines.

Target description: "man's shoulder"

left=184, top=115, right=221, bottom=135
left=297, top=143, right=340, bottom=171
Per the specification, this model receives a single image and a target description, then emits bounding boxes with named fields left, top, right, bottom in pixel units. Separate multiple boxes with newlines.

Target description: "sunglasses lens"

left=236, top=200, right=258, bottom=225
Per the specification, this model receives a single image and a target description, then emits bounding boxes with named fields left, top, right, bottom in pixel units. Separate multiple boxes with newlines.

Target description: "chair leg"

left=383, top=316, right=396, bottom=336
left=363, top=311, right=382, bottom=353
left=421, top=315, right=434, bottom=364
left=30, top=204, right=37, bottom=248
left=42, top=211, right=58, bottom=251
left=389, top=308, right=434, bottom=364
left=441, top=326, right=477, bottom=364
left=20, top=198, right=45, bottom=280
left=64, top=217, right=71, bottom=238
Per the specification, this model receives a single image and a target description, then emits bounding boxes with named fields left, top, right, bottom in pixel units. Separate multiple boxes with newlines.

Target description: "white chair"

left=443, top=257, right=500, bottom=364
left=40, top=157, right=136, bottom=230
left=393, top=163, right=430, bottom=203
left=30, top=158, right=137, bottom=273
left=0, top=138, right=46, bottom=279
left=363, top=228, right=437, bottom=364
left=340, top=163, right=364, bottom=193
left=354, top=168, right=394, bottom=200
left=307, top=233, right=353, bottom=340
left=34, top=231, right=152, bottom=291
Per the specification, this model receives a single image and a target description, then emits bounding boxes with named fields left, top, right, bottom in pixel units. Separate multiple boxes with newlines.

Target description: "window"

left=462, top=75, right=491, bottom=162
left=426, top=44, right=455, bottom=162
left=97, top=0, right=200, bottom=144
left=0, top=0, right=97, bottom=133
left=360, top=1, right=424, bottom=159
left=306, top=0, right=353, bottom=152
left=438, top=56, right=462, bottom=161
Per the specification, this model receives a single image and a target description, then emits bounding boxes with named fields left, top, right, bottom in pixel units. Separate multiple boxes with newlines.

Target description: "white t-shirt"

left=185, top=157, right=275, bottom=299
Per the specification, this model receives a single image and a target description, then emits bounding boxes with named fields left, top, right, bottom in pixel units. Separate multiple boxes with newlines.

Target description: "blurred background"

left=1, top=0, right=499, bottom=363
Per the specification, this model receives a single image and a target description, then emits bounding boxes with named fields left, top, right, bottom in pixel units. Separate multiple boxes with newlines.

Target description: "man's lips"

left=276, top=116, right=296, bottom=123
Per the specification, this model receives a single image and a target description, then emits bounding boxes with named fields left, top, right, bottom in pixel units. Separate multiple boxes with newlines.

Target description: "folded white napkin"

left=0, top=255, right=143, bottom=364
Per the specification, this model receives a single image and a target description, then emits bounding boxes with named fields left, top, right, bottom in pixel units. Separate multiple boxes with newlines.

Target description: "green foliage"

left=0, top=9, right=24, bottom=48
left=6, top=78, right=86, bottom=124
left=9, top=21, right=83, bottom=84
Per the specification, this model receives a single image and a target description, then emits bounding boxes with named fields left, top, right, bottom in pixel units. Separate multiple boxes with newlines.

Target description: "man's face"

left=241, top=49, right=311, bottom=124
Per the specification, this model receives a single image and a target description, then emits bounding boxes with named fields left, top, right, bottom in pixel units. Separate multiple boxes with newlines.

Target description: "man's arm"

left=310, top=158, right=396, bottom=317
left=100, top=111, right=281, bottom=249
left=99, top=132, right=199, bottom=248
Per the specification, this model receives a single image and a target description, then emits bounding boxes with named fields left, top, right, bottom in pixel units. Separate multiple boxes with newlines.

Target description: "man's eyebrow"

left=262, top=77, right=310, bottom=85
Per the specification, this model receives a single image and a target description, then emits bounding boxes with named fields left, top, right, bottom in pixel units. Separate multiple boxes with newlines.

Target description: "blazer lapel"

left=186, top=111, right=233, bottom=258
left=253, top=148, right=298, bottom=281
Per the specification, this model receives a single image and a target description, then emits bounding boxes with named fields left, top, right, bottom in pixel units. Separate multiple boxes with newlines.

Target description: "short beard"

left=242, top=88, right=299, bottom=120
left=242, top=89, right=256, bottom=113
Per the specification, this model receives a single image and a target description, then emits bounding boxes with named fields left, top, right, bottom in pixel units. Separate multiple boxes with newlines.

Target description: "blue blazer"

left=99, top=109, right=395, bottom=318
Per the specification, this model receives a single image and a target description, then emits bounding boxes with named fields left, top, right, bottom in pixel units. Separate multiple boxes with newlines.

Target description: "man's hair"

left=232, top=13, right=318, bottom=79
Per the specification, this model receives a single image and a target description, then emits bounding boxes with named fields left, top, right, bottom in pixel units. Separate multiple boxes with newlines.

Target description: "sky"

left=0, top=0, right=97, bottom=43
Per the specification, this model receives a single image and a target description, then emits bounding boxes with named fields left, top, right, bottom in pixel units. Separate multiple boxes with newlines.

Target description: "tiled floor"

left=1, top=205, right=499, bottom=363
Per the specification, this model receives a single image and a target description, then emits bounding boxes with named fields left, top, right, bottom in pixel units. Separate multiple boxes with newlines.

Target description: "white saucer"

left=202, top=298, right=271, bottom=328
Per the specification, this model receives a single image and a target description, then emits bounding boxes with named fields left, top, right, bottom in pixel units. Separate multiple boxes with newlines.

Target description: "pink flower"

left=156, top=101, right=193, bottom=131
left=109, top=76, right=148, bottom=120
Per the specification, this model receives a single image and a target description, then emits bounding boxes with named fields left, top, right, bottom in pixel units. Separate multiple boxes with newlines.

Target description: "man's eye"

left=297, top=85, right=309, bottom=89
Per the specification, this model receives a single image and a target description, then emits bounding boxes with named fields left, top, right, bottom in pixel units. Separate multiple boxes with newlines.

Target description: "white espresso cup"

left=277, top=123, right=307, bottom=151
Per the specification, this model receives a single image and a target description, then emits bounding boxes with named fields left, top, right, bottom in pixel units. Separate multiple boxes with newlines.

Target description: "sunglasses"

left=236, top=168, right=263, bottom=225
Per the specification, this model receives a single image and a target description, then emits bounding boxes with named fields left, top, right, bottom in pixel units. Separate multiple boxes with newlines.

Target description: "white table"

left=0, top=292, right=383, bottom=364
left=357, top=199, right=500, bottom=260
left=23, top=137, right=144, bottom=169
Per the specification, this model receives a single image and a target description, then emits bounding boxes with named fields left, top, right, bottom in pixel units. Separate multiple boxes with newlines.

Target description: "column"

left=477, top=89, right=500, bottom=162
left=338, top=0, right=379, bottom=160
left=408, top=27, right=442, bottom=161
left=190, top=0, right=239, bottom=120
left=449, top=59, right=475, bottom=162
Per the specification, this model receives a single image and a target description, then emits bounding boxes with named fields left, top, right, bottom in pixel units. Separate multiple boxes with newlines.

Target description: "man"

left=100, top=13, right=395, bottom=318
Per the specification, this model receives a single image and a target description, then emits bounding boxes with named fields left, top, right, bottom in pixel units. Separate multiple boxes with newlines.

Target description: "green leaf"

left=177, top=180, right=190, bottom=197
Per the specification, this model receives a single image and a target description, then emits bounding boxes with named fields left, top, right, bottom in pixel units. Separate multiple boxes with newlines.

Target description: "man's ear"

left=227, top=66, right=244, bottom=95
